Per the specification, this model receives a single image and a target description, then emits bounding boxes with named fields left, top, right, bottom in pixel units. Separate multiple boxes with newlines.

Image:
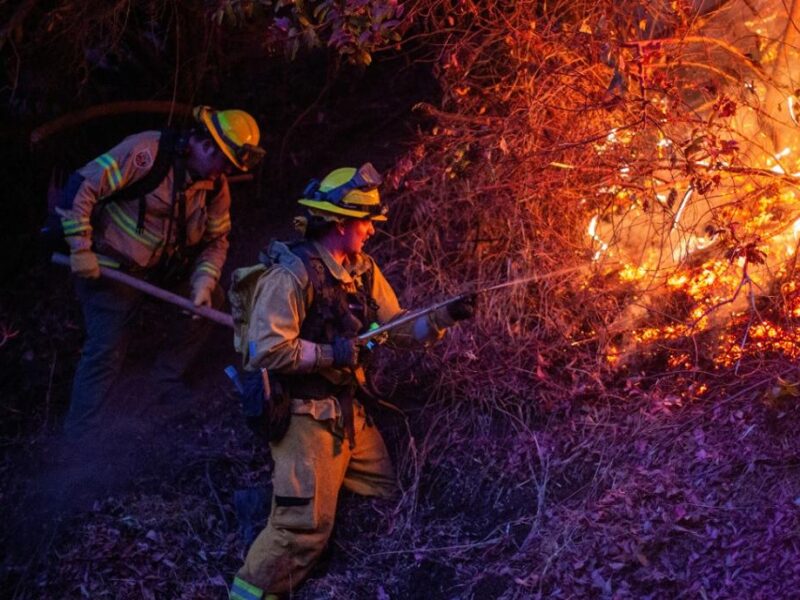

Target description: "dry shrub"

left=382, top=0, right=800, bottom=401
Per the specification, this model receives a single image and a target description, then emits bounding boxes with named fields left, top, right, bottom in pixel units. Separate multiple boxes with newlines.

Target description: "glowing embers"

left=618, top=263, right=648, bottom=282
left=579, top=79, right=800, bottom=371
left=605, top=249, right=800, bottom=366
left=717, top=320, right=800, bottom=366
left=612, top=269, right=800, bottom=368
left=667, top=259, right=743, bottom=302
left=782, top=280, right=800, bottom=318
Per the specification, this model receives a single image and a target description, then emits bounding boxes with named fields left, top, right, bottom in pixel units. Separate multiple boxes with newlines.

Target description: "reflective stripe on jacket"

left=59, top=131, right=231, bottom=285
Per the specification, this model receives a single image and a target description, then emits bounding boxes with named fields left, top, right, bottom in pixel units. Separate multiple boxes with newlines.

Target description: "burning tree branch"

left=380, top=0, right=800, bottom=399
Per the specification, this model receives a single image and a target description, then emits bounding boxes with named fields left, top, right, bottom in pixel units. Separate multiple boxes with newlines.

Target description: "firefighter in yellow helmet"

left=58, top=106, right=264, bottom=435
left=227, top=163, right=475, bottom=599
left=193, top=106, right=264, bottom=173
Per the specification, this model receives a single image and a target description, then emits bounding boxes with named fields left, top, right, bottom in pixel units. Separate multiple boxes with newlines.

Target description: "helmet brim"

left=298, top=199, right=388, bottom=221
left=197, top=108, right=248, bottom=171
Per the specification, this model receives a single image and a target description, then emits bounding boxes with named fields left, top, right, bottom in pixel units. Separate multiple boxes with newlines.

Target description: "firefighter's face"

left=341, top=218, right=375, bottom=256
left=188, top=138, right=234, bottom=180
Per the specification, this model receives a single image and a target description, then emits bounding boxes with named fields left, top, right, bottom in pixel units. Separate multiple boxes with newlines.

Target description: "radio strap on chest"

left=289, top=242, right=377, bottom=447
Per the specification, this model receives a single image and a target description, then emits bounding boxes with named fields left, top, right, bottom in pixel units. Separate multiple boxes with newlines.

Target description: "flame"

left=789, top=96, right=800, bottom=126
left=569, top=6, right=800, bottom=371
left=672, top=187, right=693, bottom=230
left=584, top=130, right=800, bottom=368
left=587, top=214, right=610, bottom=261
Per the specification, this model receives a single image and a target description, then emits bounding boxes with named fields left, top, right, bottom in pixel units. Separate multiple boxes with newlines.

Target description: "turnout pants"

left=64, top=275, right=224, bottom=435
left=232, top=404, right=396, bottom=598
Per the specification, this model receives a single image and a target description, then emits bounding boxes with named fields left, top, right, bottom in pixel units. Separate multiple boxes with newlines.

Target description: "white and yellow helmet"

left=298, top=163, right=387, bottom=221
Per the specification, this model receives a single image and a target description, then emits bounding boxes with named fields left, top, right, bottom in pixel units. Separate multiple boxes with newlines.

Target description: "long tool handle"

left=52, top=252, right=234, bottom=329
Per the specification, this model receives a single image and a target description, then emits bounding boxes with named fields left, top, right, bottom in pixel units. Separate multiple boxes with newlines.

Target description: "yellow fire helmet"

left=297, top=163, right=388, bottom=221
left=193, top=105, right=265, bottom=172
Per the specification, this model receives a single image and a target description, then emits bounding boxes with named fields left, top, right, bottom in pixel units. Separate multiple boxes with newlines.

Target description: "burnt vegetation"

left=3, top=0, right=800, bottom=598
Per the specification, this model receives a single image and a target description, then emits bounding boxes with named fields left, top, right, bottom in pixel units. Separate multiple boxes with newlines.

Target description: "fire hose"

left=358, top=264, right=585, bottom=342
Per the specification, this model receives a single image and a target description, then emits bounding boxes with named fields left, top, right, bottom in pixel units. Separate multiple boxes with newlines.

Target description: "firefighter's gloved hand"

left=446, top=293, right=477, bottom=321
left=70, top=249, right=100, bottom=279
left=191, top=275, right=216, bottom=308
left=332, top=336, right=360, bottom=368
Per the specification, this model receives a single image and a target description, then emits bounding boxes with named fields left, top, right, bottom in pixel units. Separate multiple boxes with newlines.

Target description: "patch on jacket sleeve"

left=133, top=149, right=153, bottom=169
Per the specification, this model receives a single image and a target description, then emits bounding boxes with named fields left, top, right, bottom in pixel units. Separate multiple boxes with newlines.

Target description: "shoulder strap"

left=55, top=129, right=180, bottom=215
left=358, top=258, right=380, bottom=318
left=101, top=129, right=179, bottom=205
left=287, top=241, right=329, bottom=305
left=109, top=129, right=181, bottom=235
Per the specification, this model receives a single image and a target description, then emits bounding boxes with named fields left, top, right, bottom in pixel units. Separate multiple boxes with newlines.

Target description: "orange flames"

left=587, top=134, right=800, bottom=369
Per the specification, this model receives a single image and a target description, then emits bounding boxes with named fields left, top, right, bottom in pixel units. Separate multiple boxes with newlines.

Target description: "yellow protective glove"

left=191, top=274, right=216, bottom=308
left=70, top=249, right=101, bottom=279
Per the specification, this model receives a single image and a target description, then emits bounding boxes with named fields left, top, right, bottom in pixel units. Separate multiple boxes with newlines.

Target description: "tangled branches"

left=213, top=0, right=406, bottom=65
left=382, top=0, right=800, bottom=406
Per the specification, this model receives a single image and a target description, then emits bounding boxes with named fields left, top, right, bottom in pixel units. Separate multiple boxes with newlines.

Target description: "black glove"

left=446, top=294, right=477, bottom=321
left=332, top=336, right=360, bottom=368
